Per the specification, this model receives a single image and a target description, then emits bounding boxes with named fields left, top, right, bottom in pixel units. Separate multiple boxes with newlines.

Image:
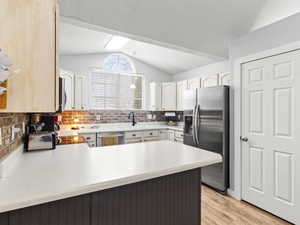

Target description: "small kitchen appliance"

left=24, top=114, right=57, bottom=151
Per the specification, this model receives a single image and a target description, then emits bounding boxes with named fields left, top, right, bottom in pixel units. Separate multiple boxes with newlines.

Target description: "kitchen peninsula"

left=0, top=141, right=222, bottom=225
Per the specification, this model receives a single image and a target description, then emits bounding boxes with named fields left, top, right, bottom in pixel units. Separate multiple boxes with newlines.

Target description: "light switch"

left=96, top=115, right=101, bottom=121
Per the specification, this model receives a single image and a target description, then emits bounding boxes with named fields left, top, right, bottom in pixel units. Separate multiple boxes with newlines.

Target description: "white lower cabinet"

left=124, top=131, right=144, bottom=144
left=159, top=130, right=169, bottom=140
left=79, top=133, right=97, bottom=147
left=167, top=130, right=175, bottom=142
left=174, top=131, right=184, bottom=143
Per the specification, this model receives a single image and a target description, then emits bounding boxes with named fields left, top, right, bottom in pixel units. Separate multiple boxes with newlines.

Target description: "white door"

left=162, top=82, right=177, bottom=111
left=242, top=50, right=300, bottom=224
left=60, top=70, right=75, bottom=110
left=187, top=78, right=201, bottom=89
left=201, top=74, right=219, bottom=87
left=176, top=80, right=187, bottom=110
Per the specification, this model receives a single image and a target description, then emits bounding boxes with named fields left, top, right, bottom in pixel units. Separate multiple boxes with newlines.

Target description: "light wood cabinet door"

left=187, top=78, right=201, bottom=90
left=149, top=82, right=162, bottom=111
left=162, top=82, right=177, bottom=111
left=176, top=80, right=187, bottom=111
left=0, top=0, right=58, bottom=112
left=201, top=74, right=219, bottom=88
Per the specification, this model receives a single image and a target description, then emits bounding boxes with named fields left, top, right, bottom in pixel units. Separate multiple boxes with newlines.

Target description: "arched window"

left=102, top=54, right=136, bottom=73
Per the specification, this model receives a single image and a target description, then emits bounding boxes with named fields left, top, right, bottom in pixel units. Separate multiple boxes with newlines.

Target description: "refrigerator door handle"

left=195, top=104, right=200, bottom=145
left=192, top=105, right=197, bottom=145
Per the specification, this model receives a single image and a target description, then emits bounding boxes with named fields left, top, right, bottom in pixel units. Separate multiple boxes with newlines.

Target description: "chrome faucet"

left=128, top=112, right=137, bottom=126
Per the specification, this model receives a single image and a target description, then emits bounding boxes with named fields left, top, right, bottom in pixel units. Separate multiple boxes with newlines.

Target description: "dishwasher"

left=97, top=132, right=125, bottom=147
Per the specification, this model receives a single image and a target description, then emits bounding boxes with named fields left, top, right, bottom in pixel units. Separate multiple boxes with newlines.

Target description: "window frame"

left=102, top=54, right=137, bottom=74
left=89, top=67, right=146, bottom=111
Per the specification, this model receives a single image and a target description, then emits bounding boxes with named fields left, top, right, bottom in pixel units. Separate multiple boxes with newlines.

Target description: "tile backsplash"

left=0, top=113, right=28, bottom=159
left=56, top=110, right=175, bottom=125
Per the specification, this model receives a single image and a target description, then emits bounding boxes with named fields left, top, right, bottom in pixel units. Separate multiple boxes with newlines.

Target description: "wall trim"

left=0, top=144, right=23, bottom=178
left=233, top=40, right=300, bottom=200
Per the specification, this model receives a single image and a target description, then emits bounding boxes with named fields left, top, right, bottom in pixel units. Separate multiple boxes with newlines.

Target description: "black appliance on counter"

left=183, top=86, right=229, bottom=193
left=24, top=114, right=59, bottom=151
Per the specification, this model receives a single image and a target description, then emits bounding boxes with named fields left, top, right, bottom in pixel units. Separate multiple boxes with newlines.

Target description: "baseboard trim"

left=0, top=144, right=23, bottom=178
left=227, top=188, right=241, bottom=200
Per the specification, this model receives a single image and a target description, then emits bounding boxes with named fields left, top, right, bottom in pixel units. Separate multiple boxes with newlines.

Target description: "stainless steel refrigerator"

left=183, top=86, right=229, bottom=193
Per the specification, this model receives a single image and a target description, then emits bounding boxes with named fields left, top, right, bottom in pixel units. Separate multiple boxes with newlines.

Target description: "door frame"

left=233, top=40, right=300, bottom=200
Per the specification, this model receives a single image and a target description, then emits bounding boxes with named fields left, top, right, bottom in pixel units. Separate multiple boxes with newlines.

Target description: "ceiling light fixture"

left=105, top=36, right=130, bottom=51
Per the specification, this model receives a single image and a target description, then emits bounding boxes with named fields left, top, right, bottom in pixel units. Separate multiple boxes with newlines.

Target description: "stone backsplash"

left=56, top=110, right=183, bottom=125
left=0, top=113, right=28, bottom=159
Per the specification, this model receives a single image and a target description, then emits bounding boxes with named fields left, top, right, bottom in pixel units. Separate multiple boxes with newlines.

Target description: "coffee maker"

left=24, top=114, right=58, bottom=151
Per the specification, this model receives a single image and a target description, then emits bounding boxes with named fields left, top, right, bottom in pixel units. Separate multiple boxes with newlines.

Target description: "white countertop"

left=0, top=141, right=221, bottom=213
left=58, top=123, right=184, bottom=136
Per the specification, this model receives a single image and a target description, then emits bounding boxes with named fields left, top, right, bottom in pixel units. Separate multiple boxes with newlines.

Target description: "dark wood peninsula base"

left=0, top=169, right=201, bottom=225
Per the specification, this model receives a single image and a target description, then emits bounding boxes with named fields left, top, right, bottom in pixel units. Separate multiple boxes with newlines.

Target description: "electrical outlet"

left=96, top=115, right=101, bottom=121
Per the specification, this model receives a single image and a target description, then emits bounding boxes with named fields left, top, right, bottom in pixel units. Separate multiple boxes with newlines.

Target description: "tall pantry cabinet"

left=0, top=0, right=59, bottom=112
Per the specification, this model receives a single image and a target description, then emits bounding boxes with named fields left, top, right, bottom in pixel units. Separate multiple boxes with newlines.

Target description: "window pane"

left=90, top=72, right=143, bottom=110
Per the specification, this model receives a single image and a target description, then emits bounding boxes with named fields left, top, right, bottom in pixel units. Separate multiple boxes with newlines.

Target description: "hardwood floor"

left=202, top=185, right=292, bottom=225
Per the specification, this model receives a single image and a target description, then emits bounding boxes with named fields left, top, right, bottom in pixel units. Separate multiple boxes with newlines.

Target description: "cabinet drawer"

left=143, top=130, right=159, bottom=138
left=125, top=138, right=143, bottom=144
left=174, top=131, right=184, bottom=138
left=80, top=133, right=96, bottom=142
left=125, top=131, right=144, bottom=139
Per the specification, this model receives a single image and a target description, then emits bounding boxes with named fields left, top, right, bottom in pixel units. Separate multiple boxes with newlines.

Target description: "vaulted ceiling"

left=60, top=22, right=220, bottom=74
left=60, top=0, right=300, bottom=74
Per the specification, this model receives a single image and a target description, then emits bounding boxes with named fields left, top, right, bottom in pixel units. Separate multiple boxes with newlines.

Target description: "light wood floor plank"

left=202, top=186, right=292, bottom=225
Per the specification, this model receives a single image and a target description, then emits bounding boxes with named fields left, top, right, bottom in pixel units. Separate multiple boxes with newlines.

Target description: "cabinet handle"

left=150, top=133, right=153, bottom=135
left=132, top=134, right=136, bottom=137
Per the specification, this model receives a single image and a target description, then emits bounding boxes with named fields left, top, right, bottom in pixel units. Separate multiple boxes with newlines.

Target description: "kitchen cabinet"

left=60, top=71, right=89, bottom=110
left=162, top=82, right=177, bottom=111
left=168, top=130, right=175, bottom=141
left=0, top=0, right=59, bottom=112
left=174, top=131, right=184, bottom=143
left=176, top=80, right=188, bottom=111
left=75, top=75, right=89, bottom=110
left=187, top=78, right=201, bottom=90
left=149, top=82, right=162, bottom=111
left=80, top=133, right=97, bottom=147
left=60, top=70, right=75, bottom=110
left=201, top=74, right=219, bottom=87
left=219, top=73, right=232, bottom=86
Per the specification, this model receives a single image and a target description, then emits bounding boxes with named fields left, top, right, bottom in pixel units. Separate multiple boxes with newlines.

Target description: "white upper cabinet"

left=219, top=73, right=232, bottom=86
left=162, top=82, right=177, bottom=111
left=60, top=70, right=75, bottom=110
left=201, top=74, right=219, bottom=87
left=75, top=75, right=89, bottom=110
left=187, top=78, right=201, bottom=89
left=149, top=82, right=162, bottom=111
left=176, top=80, right=188, bottom=111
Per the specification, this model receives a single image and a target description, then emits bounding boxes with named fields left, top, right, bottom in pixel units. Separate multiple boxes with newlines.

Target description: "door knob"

left=240, top=136, right=248, bottom=142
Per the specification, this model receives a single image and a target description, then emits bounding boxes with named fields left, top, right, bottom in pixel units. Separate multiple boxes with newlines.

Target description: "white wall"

left=172, top=61, right=230, bottom=81
left=251, top=0, right=300, bottom=31
left=229, top=12, right=300, bottom=60
left=60, top=53, right=172, bottom=109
